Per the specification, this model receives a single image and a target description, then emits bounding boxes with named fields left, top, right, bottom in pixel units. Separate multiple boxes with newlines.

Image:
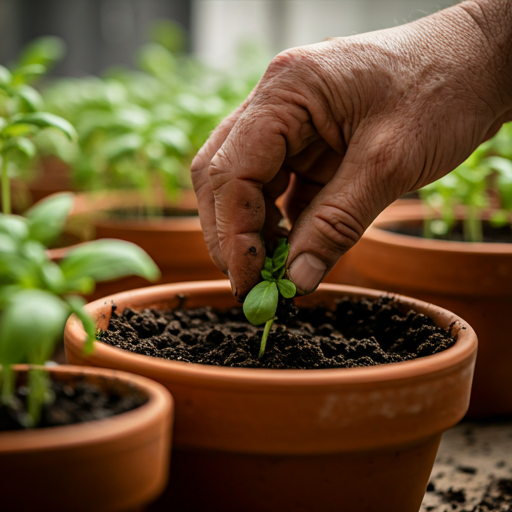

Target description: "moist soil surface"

left=0, top=376, right=148, bottom=431
left=388, top=221, right=512, bottom=243
left=99, top=296, right=456, bottom=369
left=421, top=420, right=512, bottom=511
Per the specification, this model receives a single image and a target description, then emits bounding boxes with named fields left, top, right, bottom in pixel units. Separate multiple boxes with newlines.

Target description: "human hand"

left=191, top=0, right=512, bottom=300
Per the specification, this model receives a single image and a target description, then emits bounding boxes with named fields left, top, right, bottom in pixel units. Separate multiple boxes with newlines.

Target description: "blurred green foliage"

left=420, top=122, right=512, bottom=242
left=39, top=20, right=269, bottom=208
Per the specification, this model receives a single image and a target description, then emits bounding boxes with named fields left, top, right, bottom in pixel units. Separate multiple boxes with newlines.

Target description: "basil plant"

left=0, top=193, right=160, bottom=428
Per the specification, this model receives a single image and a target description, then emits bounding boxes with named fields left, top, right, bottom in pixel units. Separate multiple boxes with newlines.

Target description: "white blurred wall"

left=192, top=0, right=457, bottom=68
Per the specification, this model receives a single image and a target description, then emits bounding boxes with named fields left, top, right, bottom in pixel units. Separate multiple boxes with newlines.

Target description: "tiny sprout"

left=243, top=238, right=296, bottom=359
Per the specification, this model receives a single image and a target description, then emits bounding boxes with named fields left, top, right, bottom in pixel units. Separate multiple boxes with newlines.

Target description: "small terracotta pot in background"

left=64, top=281, right=477, bottom=512
left=68, top=191, right=227, bottom=300
left=0, top=365, right=173, bottom=512
left=325, top=197, right=422, bottom=284
left=342, top=204, right=512, bottom=417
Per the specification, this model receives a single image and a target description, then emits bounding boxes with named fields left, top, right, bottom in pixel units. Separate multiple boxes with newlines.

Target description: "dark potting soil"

left=0, top=376, right=148, bottom=431
left=387, top=221, right=512, bottom=243
left=99, top=296, right=456, bottom=369
left=107, top=206, right=198, bottom=220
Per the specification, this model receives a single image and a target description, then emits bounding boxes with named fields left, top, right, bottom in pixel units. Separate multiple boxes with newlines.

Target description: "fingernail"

left=228, top=272, right=240, bottom=301
left=288, top=253, right=326, bottom=293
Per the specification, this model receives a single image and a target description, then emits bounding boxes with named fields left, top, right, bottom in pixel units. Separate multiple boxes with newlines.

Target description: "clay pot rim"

left=65, top=280, right=477, bottom=388
left=0, top=364, right=173, bottom=453
left=369, top=206, right=512, bottom=255
left=69, top=189, right=201, bottom=232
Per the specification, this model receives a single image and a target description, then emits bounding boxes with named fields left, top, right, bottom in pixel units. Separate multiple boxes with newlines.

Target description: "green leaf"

left=277, top=279, right=296, bottom=299
left=16, top=84, right=43, bottom=112
left=102, top=133, right=143, bottom=161
left=263, top=256, right=273, bottom=271
left=26, top=192, right=74, bottom=245
left=0, top=214, right=29, bottom=241
left=18, top=36, right=66, bottom=69
left=489, top=210, right=509, bottom=228
left=243, top=281, right=278, bottom=325
left=60, top=239, right=160, bottom=285
left=10, top=112, right=77, bottom=142
left=152, top=126, right=191, bottom=155
left=0, top=289, right=69, bottom=365
left=65, top=295, right=96, bottom=354
left=0, top=65, right=12, bottom=87
left=11, top=64, right=46, bottom=85
left=261, top=270, right=273, bottom=281
left=272, top=238, right=290, bottom=269
left=3, top=137, right=36, bottom=159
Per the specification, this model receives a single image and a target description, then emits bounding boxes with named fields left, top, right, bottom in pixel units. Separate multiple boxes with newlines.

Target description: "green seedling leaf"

left=10, top=112, right=77, bottom=141
left=0, top=214, right=29, bottom=241
left=0, top=289, right=69, bottom=365
left=0, top=65, right=12, bottom=87
left=60, top=239, right=160, bottom=284
left=277, top=279, right=296, bottom=298
left=11, top=64, right=46, bottom=85
left=272, top=242, right=289, bottom=270
left=3, top=137, right=37, bottom=159
left=490, top=210, right=509, bottom=228
left=243, top=280, right=278, bottom=325
left=261, top=269, right=273, bottom=281
left=152, top=125, right=191, bottom=154
left=243, top=238, right=297, bottom=358
left=16, top=84, right=43, bottom=112
left=65, top=295, right=96, bottom=354
left=25, top=192, right=74, bottom=245
left=102, top=133, right=143, bottom=161
left=18, top=36, right=66, bottom=70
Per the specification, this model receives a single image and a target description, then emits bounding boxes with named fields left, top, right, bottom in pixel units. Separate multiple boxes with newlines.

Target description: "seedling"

left=243, top=239, right=296, bottom=359
left=0, top=192, right=161, bottom=428
left=420, top=123, right=512, bottom=242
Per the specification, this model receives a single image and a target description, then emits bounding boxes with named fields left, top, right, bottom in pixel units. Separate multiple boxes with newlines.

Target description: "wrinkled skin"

left=191, top=0, right=512, bottom=300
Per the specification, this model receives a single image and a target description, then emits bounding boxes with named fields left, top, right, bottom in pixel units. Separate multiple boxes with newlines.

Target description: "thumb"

left=286, top=141, right=403, bottom=294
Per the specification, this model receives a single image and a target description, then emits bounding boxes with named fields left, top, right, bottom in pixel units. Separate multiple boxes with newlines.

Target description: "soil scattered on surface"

left=99, top=296, right=456, bottom=369
left=387, top=221, right=512, bottom=243
left=421, top=420, right=512, bottom=511
left=0, top=376, right=148, bottom=431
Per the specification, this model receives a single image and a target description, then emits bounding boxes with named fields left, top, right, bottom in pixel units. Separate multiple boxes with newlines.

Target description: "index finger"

left=209, top=108, right=288, bottom=299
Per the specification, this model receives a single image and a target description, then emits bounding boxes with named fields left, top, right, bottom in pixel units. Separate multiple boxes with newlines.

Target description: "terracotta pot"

left=325, top=197, right=422, bottom=284
left=68, top=191, right=227, bottom=300
left=0, top=364, right=173, bottom=512
left=64, top=280, right=477, bottom=512
left=342, top=203, right=512, bottom=417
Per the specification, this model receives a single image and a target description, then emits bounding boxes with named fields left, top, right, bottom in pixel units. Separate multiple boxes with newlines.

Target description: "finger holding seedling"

left=243, top=238, right=296, bottom=359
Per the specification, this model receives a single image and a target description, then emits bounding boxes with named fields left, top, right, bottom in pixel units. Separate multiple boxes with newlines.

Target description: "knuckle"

left=312, top=203, right=366, bottom=251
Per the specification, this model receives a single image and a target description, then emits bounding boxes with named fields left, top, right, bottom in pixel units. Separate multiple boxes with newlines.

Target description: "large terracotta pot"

left=343, top=203, right=512, bottom=417
left=64, top=280, right=477, bottom=512
left=69, top=191, right=227, bottom=300
left=0, top=365, right=173, bottom=512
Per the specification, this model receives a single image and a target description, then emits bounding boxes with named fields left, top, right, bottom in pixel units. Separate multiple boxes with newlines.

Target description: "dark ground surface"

left=421, top=420, right=512, bottom=511
left=100, top=296, right=456, bottom=369
left=0, top=375, right=148, bottom=431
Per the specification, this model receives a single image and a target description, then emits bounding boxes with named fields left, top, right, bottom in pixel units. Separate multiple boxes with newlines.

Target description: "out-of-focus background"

left=0, top=0, right=458, bottom=74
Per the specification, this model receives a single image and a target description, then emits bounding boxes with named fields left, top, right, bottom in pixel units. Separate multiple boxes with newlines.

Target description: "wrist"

left=455, top=0, right=512, bottom=109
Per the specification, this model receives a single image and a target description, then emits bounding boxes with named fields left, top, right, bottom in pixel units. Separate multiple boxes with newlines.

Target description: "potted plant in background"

left=38, top=22, right=269, bottom=295
left=342, top=122, right=512, bottom=417
left=0, top=35, right=77, bottom=209
left=0, top=185, right=173, bottom=511
left=64, top=234, right=477, bottom=512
